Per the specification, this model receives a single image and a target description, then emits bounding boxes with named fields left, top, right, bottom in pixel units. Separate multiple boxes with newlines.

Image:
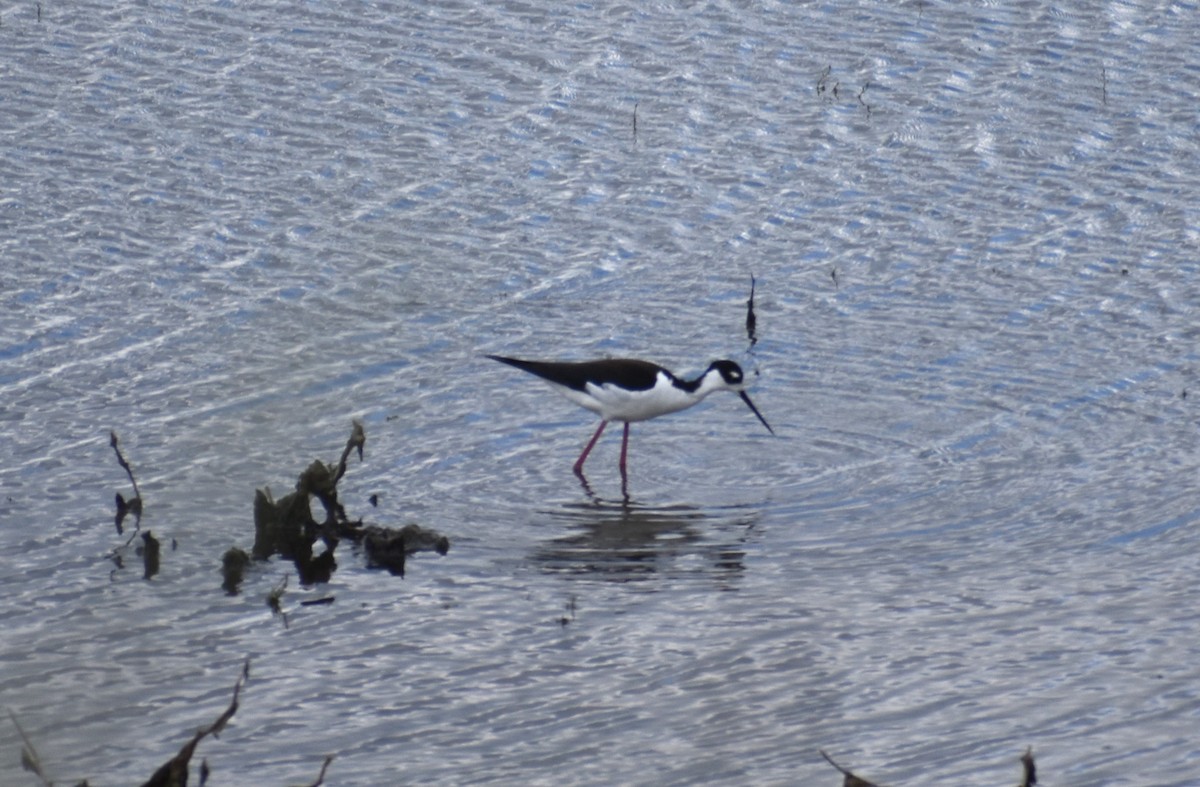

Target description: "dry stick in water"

left=816, top=746, right=1038, bottom=786
left=9, top=710, right=53, bottom=787
left=268, top=575, right=289, bottom=629
left=14, top=659, right=337, bottom=784
left=818, top=749, right=880, bottom=787
left=1019, top=746, right=1037, bottom=787
left=110, top=430, right=143, bottom=534
left=141, top=659, right=251, bottom=787
left=298, top=754, right=336, bottom=787
left=746, top=274, right=758, bottom=349
left=333, top=419, right=366, bottom=485
left=141, top=531, right=161, bottom=580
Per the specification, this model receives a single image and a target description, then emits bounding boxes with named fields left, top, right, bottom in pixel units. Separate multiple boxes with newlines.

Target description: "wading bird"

left=487, top=355, right=773, bottom=478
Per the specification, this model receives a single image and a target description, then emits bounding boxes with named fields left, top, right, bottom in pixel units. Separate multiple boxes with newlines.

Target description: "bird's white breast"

left=581, top=373, right=701, bottom=422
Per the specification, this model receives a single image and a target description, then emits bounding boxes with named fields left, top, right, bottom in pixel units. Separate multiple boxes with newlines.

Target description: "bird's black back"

left=486, top=355, right=667, bottom=393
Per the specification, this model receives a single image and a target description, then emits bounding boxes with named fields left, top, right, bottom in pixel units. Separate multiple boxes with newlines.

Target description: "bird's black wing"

left=487, top=356, right=666, bottom=392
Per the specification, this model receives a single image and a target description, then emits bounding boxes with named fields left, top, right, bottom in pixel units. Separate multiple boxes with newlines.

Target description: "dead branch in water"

left=140, top=659, right=249, bottom=787
left=817, top=746, right=1038, bottom=786
left=110, top=430, right=143, bottom=535
left=819, top=749, right=880, bottom=787
left=242, top=420, right=449, bottom=592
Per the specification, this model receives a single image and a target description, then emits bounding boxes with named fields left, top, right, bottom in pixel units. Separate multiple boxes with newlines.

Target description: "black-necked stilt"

left=487, top=355, right=773, bottom=477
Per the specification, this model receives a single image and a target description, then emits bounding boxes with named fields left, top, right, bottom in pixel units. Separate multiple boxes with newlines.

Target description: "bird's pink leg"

left=618, top=422, right=631, bottom=478
left=574, top=420, right=608, bottom=475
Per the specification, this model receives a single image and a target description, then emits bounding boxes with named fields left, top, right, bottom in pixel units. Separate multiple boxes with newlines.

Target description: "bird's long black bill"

left=739, top=391, right=774, bottom=435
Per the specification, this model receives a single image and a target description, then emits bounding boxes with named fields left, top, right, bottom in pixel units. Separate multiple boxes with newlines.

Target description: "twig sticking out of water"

left=746, top=274, right=758, bottom=350
left=110, top=431, right=143, bottom=535
left=268, top=574, right=289, bottom=629
left=141, top=531, right=161, bottom=580
left=292, top=754, right=336, bottom=787
left=632, top=101, right=639, bottom=143
left=141, top=659, right=250, bottom=787
left=1019, top=746, right=1037, bottom=787
left=8, top=710, right=59, bottom=787
left=334, top=419, right=366, bottom=486
left=308, top=417, right=366, bottom=526
left=14, top=659, right=337, bottom=785
left=1101, top=65, right=1108, bottom=107
left=819, top=749, right=880, bottom=787
left=817, top=746, right=1038, bottom=785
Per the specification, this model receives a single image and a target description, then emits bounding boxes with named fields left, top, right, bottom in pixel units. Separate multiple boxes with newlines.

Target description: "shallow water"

left=3, top=1, right=1200, bottom=784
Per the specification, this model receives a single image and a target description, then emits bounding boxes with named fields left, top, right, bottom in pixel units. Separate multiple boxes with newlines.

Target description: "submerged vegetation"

left=6, top=423, right=452, bottom=783
left=13, top=661, right=335, bottom=787
left=246, top=420, right=450, bottom=589
left=104, top=422, right=450, bottom=595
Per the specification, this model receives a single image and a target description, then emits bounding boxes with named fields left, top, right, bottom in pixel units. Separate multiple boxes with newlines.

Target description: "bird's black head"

left=708, top=359, right=746, bottom=388
left=707, top=359, right=773, bottom=435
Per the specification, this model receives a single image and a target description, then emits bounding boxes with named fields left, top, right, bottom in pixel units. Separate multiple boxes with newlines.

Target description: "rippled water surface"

left=3, top=1, right=1200, bottom=784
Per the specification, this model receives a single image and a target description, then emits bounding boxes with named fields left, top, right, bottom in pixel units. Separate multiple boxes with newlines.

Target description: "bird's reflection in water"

left=530, top=490, right=757, bottom=585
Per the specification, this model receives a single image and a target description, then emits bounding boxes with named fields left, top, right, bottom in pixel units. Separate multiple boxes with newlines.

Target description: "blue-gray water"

left=3, top=1, right=1199, bottom=784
